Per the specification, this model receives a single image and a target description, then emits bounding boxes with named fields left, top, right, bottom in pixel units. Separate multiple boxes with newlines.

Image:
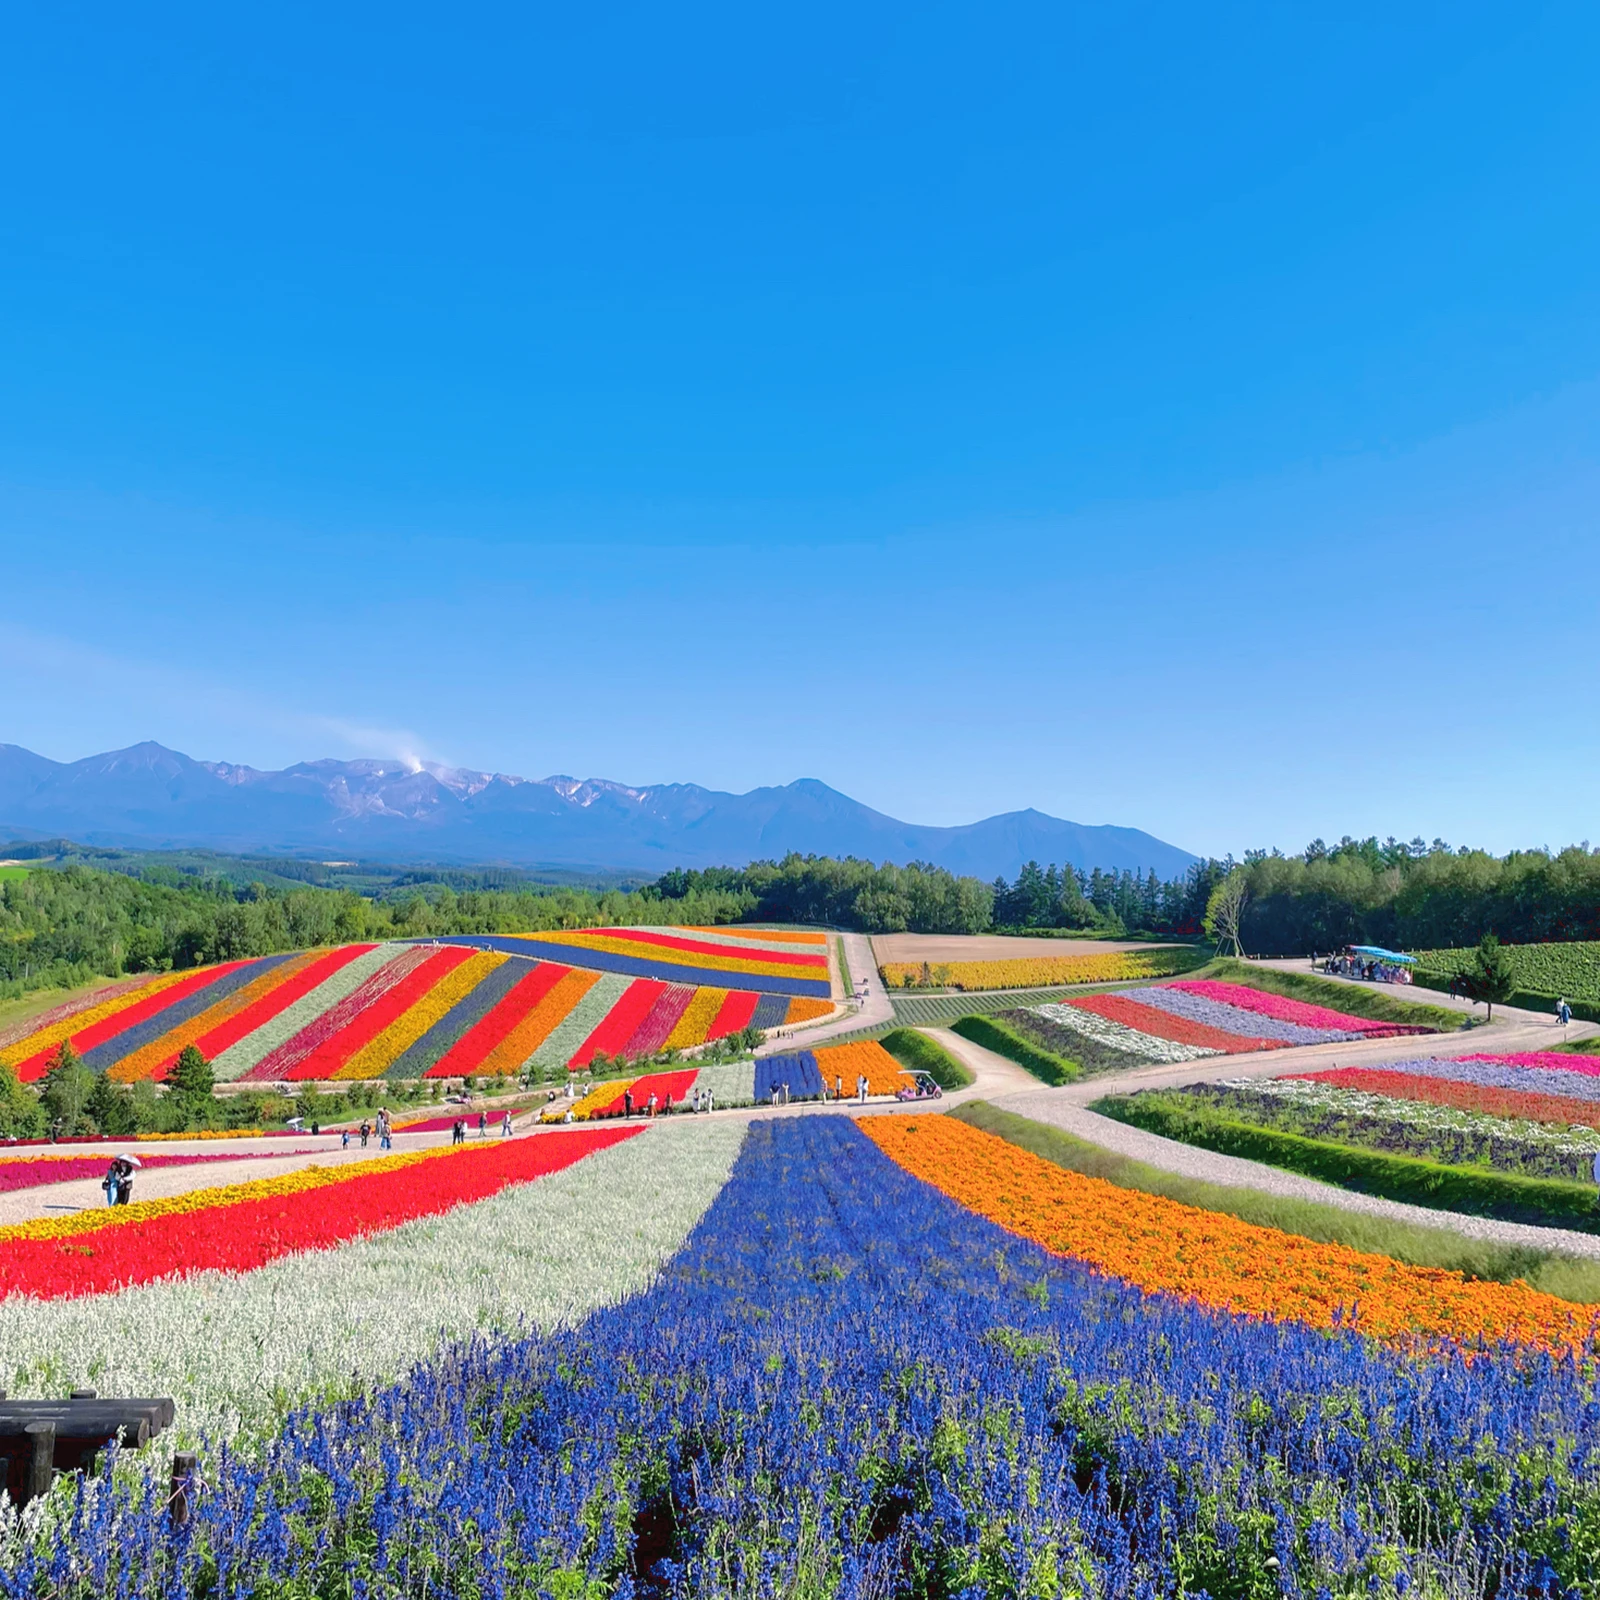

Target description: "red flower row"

left=1294, top=1067, right=1600, bottom=1128
left=0, top=1127, right=639, bottom=1302
left=1070, top=992, right=1276, bottom=1053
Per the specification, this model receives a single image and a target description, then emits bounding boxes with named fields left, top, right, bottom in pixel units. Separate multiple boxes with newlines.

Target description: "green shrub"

left=879, top=1027, right=973, bottom=1089
left=950, top=1015, right=1078, bottom=1085
left=1094, top=1091, right=1600, bottom=1231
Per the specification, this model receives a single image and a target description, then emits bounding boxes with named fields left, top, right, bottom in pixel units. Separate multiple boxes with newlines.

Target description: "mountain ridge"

left=0, top=741, right=1199, bottom=881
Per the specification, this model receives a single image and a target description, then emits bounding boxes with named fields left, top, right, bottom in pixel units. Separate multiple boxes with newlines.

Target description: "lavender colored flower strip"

left=1123, top=986, right=1357, bottom=1046
left=1339, top=1055, right=1600, bottom=1104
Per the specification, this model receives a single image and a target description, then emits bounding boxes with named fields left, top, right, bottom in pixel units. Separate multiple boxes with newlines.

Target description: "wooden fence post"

left=69, top=1388, right=96, bottom=1400
left=169, top=1451, right=198, bottom=1527
left=24, top=1422, right=54, bottom=1504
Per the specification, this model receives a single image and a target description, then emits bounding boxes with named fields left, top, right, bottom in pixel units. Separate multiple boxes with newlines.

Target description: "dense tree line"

left=650, top=856, right=993, bottom=934
left=989, top=860, right=1226, bottom=936
left=0, top=866, right=752, bottom=999
left=8, top=837, right=1598, bottom=1003
left=1230, top=839, right=1600, bottom=956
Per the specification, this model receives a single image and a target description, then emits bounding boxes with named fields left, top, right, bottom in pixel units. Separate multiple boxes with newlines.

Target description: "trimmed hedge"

left=879, top=1027, right=973, bottom=1090
left=1094, top=1092, right=1600, bottom=1232
left=950, top=1015, right=1079, bottom=1086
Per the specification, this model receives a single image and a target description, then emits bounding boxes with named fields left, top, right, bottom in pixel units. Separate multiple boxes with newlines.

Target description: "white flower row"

left=1225, top=1077, right=1600, bottom=1153
left=0, top=1122, right=747, bottom=1452
left=529, top=972, right=632, bottom=1069
left=1029, top=1003, right=1222, bottom=1065
left=210, top=945, right=401, bottom=1081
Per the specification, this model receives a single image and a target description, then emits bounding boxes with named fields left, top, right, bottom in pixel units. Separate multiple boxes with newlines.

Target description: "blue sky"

left=2, top=2, right=1597, bottom=860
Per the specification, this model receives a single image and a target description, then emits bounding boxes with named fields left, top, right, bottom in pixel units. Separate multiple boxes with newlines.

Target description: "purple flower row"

left=1357, top=1055, right=1600, bottom=1105
left=1123, top=985, right=1359, bottom=1046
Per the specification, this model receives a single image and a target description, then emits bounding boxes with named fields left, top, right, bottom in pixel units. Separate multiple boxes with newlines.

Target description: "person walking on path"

left=623, top=1088, right=634, bottom=1119
left=836, top=1074, right=844, bottom=1101
left=342, top=1128, right=351, bottom=1150
left=501, top=1111, right=513, bottom=1137
left=647, top=1091, right=658, bottom=1119
left=478, top=1111, right=487, bottom=1139
left=359, top=1120, right=370, bottom=1149
left=1559, top=997, right=1573, bottom=1028
left=856, top=1073, right=868, bottom=1106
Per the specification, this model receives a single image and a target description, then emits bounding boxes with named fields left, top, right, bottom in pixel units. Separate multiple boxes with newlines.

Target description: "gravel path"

left=761, top=930, right=893, bottom=1050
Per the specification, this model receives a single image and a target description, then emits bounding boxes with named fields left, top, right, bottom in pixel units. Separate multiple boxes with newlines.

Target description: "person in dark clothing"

left=360, top=1120, right=371, bottom=1148
left=623, top=1089, right=634, bottom=1118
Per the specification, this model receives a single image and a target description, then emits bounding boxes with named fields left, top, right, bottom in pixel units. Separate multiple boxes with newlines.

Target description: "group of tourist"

left=1318, top=952, right=1415, bottom=985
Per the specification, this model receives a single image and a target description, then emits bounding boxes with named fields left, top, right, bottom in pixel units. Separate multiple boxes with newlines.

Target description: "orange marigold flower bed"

left=859, top=1114, right=1600, bottom=1350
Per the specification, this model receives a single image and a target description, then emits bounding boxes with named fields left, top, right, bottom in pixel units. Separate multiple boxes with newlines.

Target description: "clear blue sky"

left=3, top=3, right=1597, bottom=861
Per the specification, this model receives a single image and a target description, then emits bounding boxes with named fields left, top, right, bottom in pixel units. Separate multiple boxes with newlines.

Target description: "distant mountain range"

left=0, top=742, right=1199, bottom=882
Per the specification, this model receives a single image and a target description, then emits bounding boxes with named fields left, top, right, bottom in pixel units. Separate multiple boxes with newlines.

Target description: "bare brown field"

left=870, top=933, right=1179, bottom=964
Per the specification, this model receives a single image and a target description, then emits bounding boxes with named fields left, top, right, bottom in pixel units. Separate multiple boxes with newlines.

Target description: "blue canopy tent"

left=1346, top=945, right=1416, bottom=965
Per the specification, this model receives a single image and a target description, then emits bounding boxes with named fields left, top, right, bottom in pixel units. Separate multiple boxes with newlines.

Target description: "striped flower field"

left=5, top=1113, right=1600, bottom=1599
left=0, top=930, right=837, bottom=1085
left=1008, top=977, right=1436, bottom=1069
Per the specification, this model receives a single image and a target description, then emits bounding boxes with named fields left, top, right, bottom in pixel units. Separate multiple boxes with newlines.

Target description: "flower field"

left=1160, top=1076, right=1600, bottom=1182
left=427, top=925, right=834, bottom=996
left=0, top=935, right=836, bottom=1086
left=878, top=943, right=1205, bottom=990
left=9, top=1112, right=1600, bottom=1599
left=544, top=1039, right=911, bottom=1119
left=1006, top=977, right=1433, bottom=1068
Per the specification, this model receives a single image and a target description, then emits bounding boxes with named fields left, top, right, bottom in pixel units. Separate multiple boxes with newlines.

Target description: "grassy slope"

left=879, top=1027, right=973, bottom=1090
left=0, top=975, right=129, bottom=1037
left=1196, top=957, right=1465, bottom=1030
left=950, top=1100, right=1600, bottom=1303
left=834, top=936, right=852, bottom=999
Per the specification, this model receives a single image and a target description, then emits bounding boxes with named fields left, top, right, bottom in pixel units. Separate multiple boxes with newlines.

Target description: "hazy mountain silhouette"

left=0, top=741, right=1198, bottom=881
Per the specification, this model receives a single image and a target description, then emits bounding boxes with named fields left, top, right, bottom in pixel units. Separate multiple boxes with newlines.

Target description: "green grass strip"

left=948, top=1100, right=1600, bottom=1303
left=834, top=936, right=852, bottom=1000
left=1092, top=1091, right=1600, bottom=1233
left=879, top=1027, right=973, bottom=1089
left=950, top=1014, right=1079, bottom=1085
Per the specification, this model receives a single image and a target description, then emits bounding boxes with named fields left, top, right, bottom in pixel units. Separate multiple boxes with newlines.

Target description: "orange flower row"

left=859, top=1115, right=1600, bottom=1350
left=815, top=1041, right=907, bottom=1095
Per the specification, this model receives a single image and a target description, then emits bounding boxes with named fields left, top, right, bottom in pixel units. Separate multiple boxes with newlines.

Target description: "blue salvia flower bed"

left=8, top=1115, right=1599, bottom=1598
left=754, top=1051, right=822, bottom=1100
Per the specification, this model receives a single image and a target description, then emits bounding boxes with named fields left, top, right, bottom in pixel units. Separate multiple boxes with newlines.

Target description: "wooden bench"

left=0, top=1390, right=175, bottom=1507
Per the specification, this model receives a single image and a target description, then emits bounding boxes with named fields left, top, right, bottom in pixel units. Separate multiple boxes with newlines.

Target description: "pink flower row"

left=1171, top=980, right=1433, bottom=1037
left=1462, top=1051, right=1600, bottom=1078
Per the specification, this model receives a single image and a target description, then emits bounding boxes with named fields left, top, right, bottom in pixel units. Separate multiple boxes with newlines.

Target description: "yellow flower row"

left=527, top=931, right=827, bottom=983
left=665, top=988, right=729, bottom=1051
left=334, top=951, right=510, bottom=1080
left=0, top=970, right=197, bottom=1070
left=543, top=1078, right=636, bottom=1123
left=879, top=947, right=1201, bottom=992
left=0, top=1144, right=463, bottom=1244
